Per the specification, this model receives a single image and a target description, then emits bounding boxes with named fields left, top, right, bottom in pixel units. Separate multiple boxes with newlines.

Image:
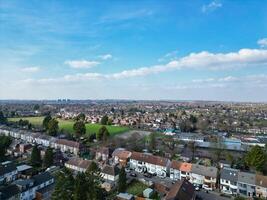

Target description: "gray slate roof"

left=0, top=185, right=20, bottom=200
left=238, top=172, right=255, bottom=185
left=220, top=168, right=239, bottom=182
left=191, top=164, right=217, bottom=178
left=102, top=165, right=120, bottom=176
left=32, top=172, right=54, bottom=186
left=0, top=163, right=17, bottom=176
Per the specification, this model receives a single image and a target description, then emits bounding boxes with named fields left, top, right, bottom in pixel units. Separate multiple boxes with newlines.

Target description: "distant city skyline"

left=1, top=0, right=267, bottom=102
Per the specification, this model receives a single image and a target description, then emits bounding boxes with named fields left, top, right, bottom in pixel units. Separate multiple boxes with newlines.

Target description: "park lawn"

left=8, top=116, right=45, bottom=126
left=8, top=116, right=129, bottom=136
left=126, top=180, right=148, bottom=196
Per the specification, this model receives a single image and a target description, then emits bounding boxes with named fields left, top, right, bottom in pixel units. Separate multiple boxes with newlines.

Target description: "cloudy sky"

left=1, top=0, right=267, bottom=102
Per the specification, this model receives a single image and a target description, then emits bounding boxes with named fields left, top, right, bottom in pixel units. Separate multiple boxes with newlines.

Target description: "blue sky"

left=1, top=0, right=267, bottom=101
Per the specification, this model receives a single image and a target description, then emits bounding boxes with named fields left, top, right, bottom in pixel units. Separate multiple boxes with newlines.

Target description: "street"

left=196, top=190, right=232, bottom=200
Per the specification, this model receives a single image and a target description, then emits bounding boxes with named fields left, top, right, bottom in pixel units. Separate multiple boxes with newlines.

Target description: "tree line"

left=42, top=114, right=110, bottom=141
left=51, top=163, right=127, bottom=200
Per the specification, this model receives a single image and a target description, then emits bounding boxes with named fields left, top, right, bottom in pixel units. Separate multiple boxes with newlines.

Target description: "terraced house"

left=0, top=172, right=54, bottom=200
left=129, top=152, right=170, bottom=177
left=65, top=157, right=92, bottom=173
left=179, top=162, right=192, bottom=180
left=0, top=162, right=18, bottom=185
left=256, top=174, right=267, bottom=198
left=220, top=168, right=239, bottom=195
left=238, top=172, right=256, bottom=197
left=191, top=164, right=217, bottom=191
left=169, top=160, right=182, bottom=181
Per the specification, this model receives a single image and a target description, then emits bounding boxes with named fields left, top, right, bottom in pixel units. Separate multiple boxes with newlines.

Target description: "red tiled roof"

left=130, top=152, right=169, bottom=167
left=170, top=160, right=182, bottom=170
left=179, top=163, right=192, bottom=172
left=112, top=149, right=132, bottom=160
left=66, top=158, right=92, bottom=169
left=165, top=179, right=195, bottom=200
left=56, top=139, right=80, bottom=148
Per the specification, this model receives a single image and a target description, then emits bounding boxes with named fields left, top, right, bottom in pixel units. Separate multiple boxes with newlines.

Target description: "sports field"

left=8, top=116, right=129, bottom=136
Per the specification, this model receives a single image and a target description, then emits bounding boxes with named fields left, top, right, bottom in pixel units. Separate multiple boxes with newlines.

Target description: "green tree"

left=47, top=118, right=59, bottom=136
left=226, top=152, right=234, bottom=166
left=52, top=168, right=74, bottom=200
left=73, top=121, right=86, bottom=138
left=30, top=145, right=42, bottom=167
left=245, top=145, right=266, bottom=172
left=43, top=147, right=54, bottom=168
left=88, top=161, right=98, bottom=172
left=33, top=104, right=40, bottom=110
left=76, top=113, right=86, bottom=121
left=73, top=173, right=87, bottom=200
left=107, top=118, right=113, bottom=125
left=85, top=162, right=104, bottom=200
left=0, top=135, right=12, bottom=161
left=188, top=141, right=196, bottom=161
left=43, top=115, right=52, bottom=130
left=97, top=126, right=110, bottom=141
left=149, top=132, right=156, bottom=151
left=0, top=111, right=7, bottom=124
left=118, top=167, right=127, bottom=192
left=100, top=115, right=109, bottom=125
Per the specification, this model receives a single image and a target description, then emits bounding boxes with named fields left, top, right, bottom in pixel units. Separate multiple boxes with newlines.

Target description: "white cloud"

left=21, top=66, right=40, bottom=72
left=64, top=60, right=100, bottom=69
left=202, top=1, right=222, bottom=13
left=158, top=50, right=178, bottom=62
left=99, top=54, right=112, bottom=60
left=191, top=74, right=267, bottom=85
left=23, top=48, right=267, bottom=83
left=257, top=38, right=267, bottom=48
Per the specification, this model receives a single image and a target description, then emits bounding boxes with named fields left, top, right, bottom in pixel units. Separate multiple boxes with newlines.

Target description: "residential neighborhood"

left=1, top=0, right=267, bottom=199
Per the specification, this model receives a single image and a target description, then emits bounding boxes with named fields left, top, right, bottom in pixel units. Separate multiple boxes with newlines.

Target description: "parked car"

left=151, top=172, right=157, bottom=176
left=144, top=173, right=152, bottom=178
left=125, top=168, right=131, bottom=173
left=130, top=173, right=137, bottom=177
left=202, top=184, right=212, bottom=191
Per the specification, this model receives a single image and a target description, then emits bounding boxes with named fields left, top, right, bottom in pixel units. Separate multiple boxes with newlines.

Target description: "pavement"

left=196, top=190, right=233, bottom=200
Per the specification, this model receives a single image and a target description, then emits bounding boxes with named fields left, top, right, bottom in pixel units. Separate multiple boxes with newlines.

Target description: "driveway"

left=126, top=170, right=173, bottom=187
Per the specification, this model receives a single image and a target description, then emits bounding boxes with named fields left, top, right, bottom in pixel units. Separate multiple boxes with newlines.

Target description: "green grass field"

left=126, top=180, right=148, bottom=196
left=8, top=116, right=129, bottom=136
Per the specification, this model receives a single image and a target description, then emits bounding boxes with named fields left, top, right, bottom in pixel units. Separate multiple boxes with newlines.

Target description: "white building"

left=238, top=172, right=256, bottom=197
left=101, top=165, right=120, bottom=182
left=191, top=164, right=217, bottom=190
left=54, top=139, right=83, bottom=155
left=169, top=160, right=182, bottom=180
left=65, top=158, right=92, bottom=173
left=0, top=172, right=54, bottom=200
left=220, top=168, right=239, bottom=195
left=129, top=152, right=170, bottom=177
